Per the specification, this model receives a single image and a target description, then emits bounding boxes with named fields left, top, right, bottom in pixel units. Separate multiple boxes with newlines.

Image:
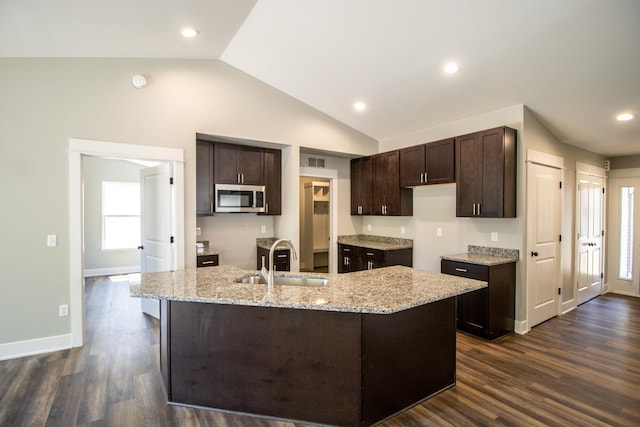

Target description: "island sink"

left=236, top=273, right=328, bottom=287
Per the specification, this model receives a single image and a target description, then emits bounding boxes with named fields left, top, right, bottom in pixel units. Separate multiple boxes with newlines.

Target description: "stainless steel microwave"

left=215, top=184, right=266, bottom=213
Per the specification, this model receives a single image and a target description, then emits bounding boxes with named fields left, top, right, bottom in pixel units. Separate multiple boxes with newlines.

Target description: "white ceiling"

left=2, top=0, right=639, bottom=157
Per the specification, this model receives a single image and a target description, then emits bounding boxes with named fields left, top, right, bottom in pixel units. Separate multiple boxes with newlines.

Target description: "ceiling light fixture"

left=181, top=28, right=199, bottom=38
left=616, top=112, right=636, bottom=121
left=353, top=101, right=367, bottom=112
left=444, top=63, right=460, bottom=74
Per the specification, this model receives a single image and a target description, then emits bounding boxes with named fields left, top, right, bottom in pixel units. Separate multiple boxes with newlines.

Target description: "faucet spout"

left=263, top=238, right=297, bottom=289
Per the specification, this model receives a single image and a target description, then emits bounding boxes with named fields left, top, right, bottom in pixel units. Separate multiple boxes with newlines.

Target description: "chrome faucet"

left=261, top=238, right=298, bottom=288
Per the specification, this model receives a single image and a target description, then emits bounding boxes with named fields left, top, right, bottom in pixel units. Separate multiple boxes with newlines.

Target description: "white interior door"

left=576, top=173, right=604, bottom=305
left=139, top=163, right=174, bottom=318
left=527, top=162, right=562, bottom=328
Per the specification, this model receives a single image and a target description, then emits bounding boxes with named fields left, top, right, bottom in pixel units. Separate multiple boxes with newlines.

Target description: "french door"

left=576, top=172, right=604, bottom=305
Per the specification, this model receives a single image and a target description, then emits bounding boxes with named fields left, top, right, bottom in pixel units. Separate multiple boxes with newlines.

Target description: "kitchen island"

left=131, top=265, right=486, bottom=426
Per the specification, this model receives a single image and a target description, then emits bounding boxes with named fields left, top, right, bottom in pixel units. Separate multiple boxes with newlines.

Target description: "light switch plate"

left=47, top=235, right=57, bottom=247
left=491, top=232, right=498, bottom=242
left=436, top=227, right=443, bottom=237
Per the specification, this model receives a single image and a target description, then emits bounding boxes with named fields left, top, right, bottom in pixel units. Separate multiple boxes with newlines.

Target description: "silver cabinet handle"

left=210, top=202, right=214, bottom=214
left=366, top=252, right=374, bottom=256
left=472, top=203, right=476, bottom=216
left=202, top=261, right=215, bottom=265
left=424, top=172, right=428, bottom=184
left=455, top=268, right=468, bottom=272
left=277, top=254, right=287, bottom=258
left=420, top=172, right=424, bottom=184
left=477, top=203, right=481, bottom=216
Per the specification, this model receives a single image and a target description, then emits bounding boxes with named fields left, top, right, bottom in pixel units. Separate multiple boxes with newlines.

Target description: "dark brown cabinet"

left=197, top=139, right=282, bottom=216
left=441, top=259, right=515, bottom=341
left=372, top=151, right=413, bottom=216
left=257, top=246, right=290, bottom=271
left=350, top=156, right=373, bottom=215
left=455, top=127, right=517, bottom=218
left=214, top=143, right=264, bottom=185
left=261, top=148, right=281, bottom=215
left=197, top=254, right=219, bottom=268
left=400, top=138, right=455, bottom=187
left=196, top=141, right=214, bottom=215
left=338, top=243, right=412, bottom=274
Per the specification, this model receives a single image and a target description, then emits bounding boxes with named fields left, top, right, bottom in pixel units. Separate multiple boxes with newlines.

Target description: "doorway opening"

left=299, top=177, right=330, bottom=273
left=69, top=139, right=184, bottom=347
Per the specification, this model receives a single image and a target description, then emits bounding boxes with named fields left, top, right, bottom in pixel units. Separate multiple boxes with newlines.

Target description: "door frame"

left=525, top=149, right=564, bottom=332
left=69, top=138, right=184, bottom=347
left=300, top=167, right=338, bottom=274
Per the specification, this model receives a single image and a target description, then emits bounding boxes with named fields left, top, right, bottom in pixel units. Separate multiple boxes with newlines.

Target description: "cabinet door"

left=196, top=141, right=214, bottom=215
left=425, top=138, right=455, bottom=184
left=372, top=152, right=397, bottom=215
left=214, top=143, right=241, bottom=184
left=455, top=133, right=482, bottom=217
left=262, top=149, right=281, bottom=215
left=399, top=144, right=426, bottom=187
left=458, top=288, right=488, bottom=333
left=478, top=128, right=506, bottom=217
left=237, top=147, right=264, bottom=185
left=351, top=157, right=373, bottom=215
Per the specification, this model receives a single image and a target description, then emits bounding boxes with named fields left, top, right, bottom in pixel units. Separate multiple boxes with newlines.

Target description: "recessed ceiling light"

left=616, top=112, right=636, bottom=121
left=181, top=28, right=199, bottom=38
left=444, top=63, right=460, bottom=74
left=353, top=101, right=367, bottom=112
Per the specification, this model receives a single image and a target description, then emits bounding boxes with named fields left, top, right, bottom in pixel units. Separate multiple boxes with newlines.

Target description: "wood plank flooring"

left=1, top=276, right=639, bottom=426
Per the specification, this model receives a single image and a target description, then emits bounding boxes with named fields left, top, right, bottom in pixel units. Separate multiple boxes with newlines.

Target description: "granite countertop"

left=130, top=265, right=485, bottom=315
left=441, top=245, right=519, bottom=266
left=256, top=237, right=294, bottom=250
left=337, top=234, right=413, bottom=251
left=196, top=241, right=219, bottom=256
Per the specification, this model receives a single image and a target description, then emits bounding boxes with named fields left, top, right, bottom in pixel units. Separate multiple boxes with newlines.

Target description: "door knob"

left=137, top=245, right=144, bottom=250
left=531, top=251, right=539, bottom=257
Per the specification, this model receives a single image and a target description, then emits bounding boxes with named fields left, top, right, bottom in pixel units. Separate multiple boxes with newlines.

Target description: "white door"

left=527, top=162, right=562, bottom=328
left=609, top=177, right=640, bottom=295
left=576, top=173, right=604, bottom=305
left=139, top=163, right=175, bottom=318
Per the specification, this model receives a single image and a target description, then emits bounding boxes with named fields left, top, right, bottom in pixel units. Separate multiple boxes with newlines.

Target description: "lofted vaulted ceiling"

left=2, top=0, right=638, bottom=156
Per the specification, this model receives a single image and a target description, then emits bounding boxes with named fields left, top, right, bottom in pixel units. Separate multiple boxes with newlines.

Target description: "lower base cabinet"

left=338, top=244, right=412, bottom=273
left=441, top=259, right=515, bottom=341
left=257, top=246, right=290, bottom=272
left=197, top=255, right=219, bottom=268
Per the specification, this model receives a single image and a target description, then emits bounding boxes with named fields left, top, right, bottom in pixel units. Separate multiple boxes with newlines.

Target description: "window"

left=102, top=181, right=140, bottom=250
left=619, top=186, right=634, bottom=280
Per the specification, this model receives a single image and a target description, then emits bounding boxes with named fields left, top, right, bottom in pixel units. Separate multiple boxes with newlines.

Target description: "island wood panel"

left=361, top=297, right=455, bottom=426
left=166, top=302, right=362, bottom=426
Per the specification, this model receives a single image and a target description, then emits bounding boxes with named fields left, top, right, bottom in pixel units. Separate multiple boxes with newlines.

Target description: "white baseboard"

left=0, top=334, right=73, bottom=361
left=608, top=290, right=640, bottom=298
left=84, top=265, right=140, bottom=277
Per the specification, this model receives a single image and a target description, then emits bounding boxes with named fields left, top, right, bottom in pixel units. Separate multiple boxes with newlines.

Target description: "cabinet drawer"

left=359, top=248, right=384, bottom=262
left=441, top=260, right=488, bottom=281
left=338, top=244, right=360, bottom=256
left=197, top=255, right=219, bottom=268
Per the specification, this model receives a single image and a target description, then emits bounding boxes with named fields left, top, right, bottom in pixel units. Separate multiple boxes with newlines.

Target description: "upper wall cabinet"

left=455, top=127, right=517, bottom=218
left=196, top=141, right=215, bottom=215
left=400, top=138, right=455, bottom=187
left=351, top=152, right=412, bottom=216
left=261, top=148, right=282, bottom=216
left=214, top=143, right=264, bottom=185
left=351, top=156, right=373, bottom=215
left=372, top=151, right=413, bottom=216
left=196, top=140, right=281, bottom=216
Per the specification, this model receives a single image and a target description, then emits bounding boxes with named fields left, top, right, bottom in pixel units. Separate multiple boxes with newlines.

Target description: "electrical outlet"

left=367, top=224, right=371, bottom=231
left=47, top=235, right=57, bottom=247
left=261, top=225, right=267, bottom=234
left=491, top=232, right=498, bottom=242
left=195, top=227, right=201, bottom=236
left=59, top=304, right=69, bottom=317
left=400, top=226, right=406, bottom=234
left=436, top=227, right=443, bottom=237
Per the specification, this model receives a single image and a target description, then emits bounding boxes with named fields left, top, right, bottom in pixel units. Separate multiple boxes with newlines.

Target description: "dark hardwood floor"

left=1, top=276, right=639, bottom=426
